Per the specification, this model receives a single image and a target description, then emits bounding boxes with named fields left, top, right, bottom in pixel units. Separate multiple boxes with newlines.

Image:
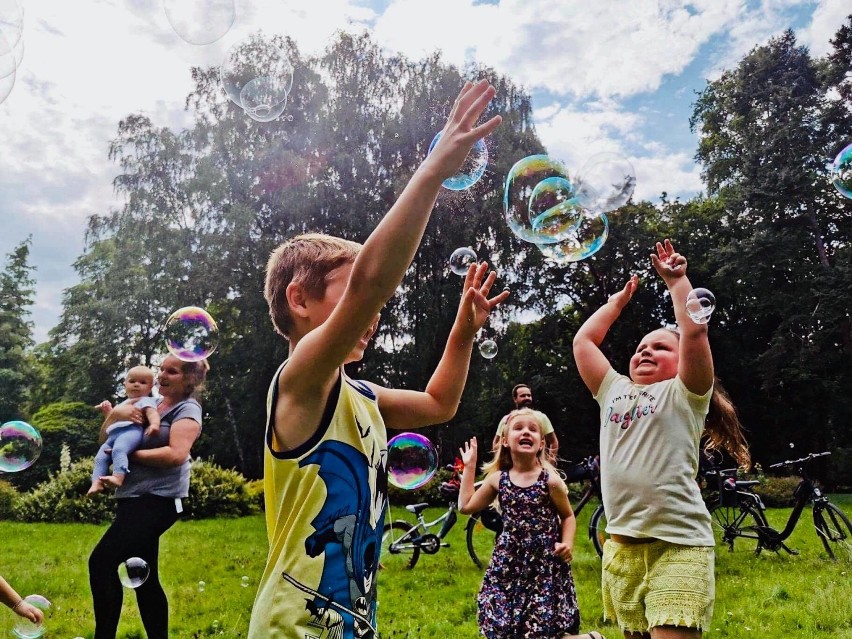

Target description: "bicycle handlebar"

left=768, top=451, right=831, bottom=469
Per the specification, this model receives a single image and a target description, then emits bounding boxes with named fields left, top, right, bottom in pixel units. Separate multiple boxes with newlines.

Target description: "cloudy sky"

left=0, top=0, right=848, bottom=342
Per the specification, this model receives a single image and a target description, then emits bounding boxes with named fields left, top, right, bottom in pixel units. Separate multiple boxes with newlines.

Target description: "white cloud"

left=798, top=0, right=850, bottom=56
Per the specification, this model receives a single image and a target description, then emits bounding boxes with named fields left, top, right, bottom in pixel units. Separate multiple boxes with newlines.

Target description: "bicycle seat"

left=405, top=503, right=430, bottom=515
left=736, top=480, right=759, bottom=488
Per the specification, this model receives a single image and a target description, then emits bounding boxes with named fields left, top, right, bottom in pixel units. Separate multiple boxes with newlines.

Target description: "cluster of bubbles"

left=163, top=0, right=235, bottom=46
left=428, top=132, right=488, bottom=191
left=0, top=0, right=24, bottom=106
left=12, top=595, right=50, bottom=639
left=503, top=153, right=635, bottom=263
left=686, top=288, right=716, bottom=325
left=220, top=33, right=294, bottom=123
left=831, top=142, right=852, bottom=200
left=0, top=420, right=42, bottom=472
left=118, top=557, right=150, bottom=589
left=387, top=432, right=438, bottom=490
left=164, top=306, right=220, bottom=362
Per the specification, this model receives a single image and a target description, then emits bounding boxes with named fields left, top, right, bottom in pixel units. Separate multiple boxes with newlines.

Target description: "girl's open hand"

left=455, top=262, right=510, bottom=339
left=650, top=239, right=687, bottom=284
left=607, top=274, right=639, bottom=310
left=459, top=437, right=478, bottom=470
left=554, top=542, right=573, bottom=562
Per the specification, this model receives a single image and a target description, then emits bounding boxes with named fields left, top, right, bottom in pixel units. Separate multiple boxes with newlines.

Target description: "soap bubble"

left=0, top=28, right=15, bottom=105
left=198, top=580, right=206, bottom=592
left=118, top=557, right=150, bottom=588
left=220, top=33, right=293, bottom=110
left=479, top=339, right=498, bottom=360
left=449, top=246, right=477, bottom=276
left=241, top=575, right=250, bottom=588
left=504, top=155, right=572, bottom=244
left=685, top=288, right=716, bottom=324
left=12, top=595, right=50, bottom=639
left=0, top=0, right=23, bottom=81
left=239, top=75, right=289, bottom=122
left=830, top=142, right=852, bottom=199
left=387, top=432, right=438, bottom=490
left=428, top=131, right=488, bottom=190
left=536, top=213, right=609, bottom=263
left=0, top=421, right=42, bottom=472
left=574, top=152, right=636, bottom=213
left=164, top=306, right=219, bottom=362
left=163, top=0, right=235, bottom=46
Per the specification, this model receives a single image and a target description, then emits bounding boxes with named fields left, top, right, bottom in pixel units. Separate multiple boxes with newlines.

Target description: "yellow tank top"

left=248, top=363, right=388, bottom=639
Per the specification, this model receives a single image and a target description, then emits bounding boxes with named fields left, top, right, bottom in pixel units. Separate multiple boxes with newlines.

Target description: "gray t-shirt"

left=115, top=398, right=202, bottom=499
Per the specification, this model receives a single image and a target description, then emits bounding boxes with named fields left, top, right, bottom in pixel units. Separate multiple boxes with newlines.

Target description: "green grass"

left=0, top=497, right=850, bottom=638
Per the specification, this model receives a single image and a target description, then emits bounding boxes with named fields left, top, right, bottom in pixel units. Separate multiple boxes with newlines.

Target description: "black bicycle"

left=465, top=455, right=607, bottom=569
left=706, top=451, right=852, bottom=561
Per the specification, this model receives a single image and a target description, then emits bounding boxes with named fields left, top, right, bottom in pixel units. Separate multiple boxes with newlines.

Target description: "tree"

left=0, top=238, right=36, bottom=422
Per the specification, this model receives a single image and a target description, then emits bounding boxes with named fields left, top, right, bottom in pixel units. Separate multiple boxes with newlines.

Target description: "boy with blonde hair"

left=248, top=80, right=504, bottom=638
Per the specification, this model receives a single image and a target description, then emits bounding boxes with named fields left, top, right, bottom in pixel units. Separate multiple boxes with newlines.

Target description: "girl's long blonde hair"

left=482, top=408, right=561, bottom=478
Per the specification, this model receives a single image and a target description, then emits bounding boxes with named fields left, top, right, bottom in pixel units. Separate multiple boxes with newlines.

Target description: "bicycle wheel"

left=381, top=520, right=420, bottom=570
left=589, top=504, right=607, bottom=558
left=813, top=502, right=852, bottom=562
left=466, top=509, right=501, bottom=569
left=707, top=497, right=766, bottom=553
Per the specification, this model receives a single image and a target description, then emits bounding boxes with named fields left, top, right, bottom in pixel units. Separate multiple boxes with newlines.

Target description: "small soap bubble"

left=789, top=442, right=795, bottom=448
left=574, top=152, right=636, bottom=213
left=163, top=0, right=235, bottom=46
left=220, top=33, right=293, bottom=110
left=387, top=432, right=438, bottom=490
left=0, top=420, right=42, bottom=472
left=198, top=580, right=206, bottom=592
left=12, top=595, right=51, bottom=639
left=118, top=557, right=150, bottom=589
left=241, top=575, right=250, bottom=588
left=479, top=339, right=498, bottom=360
left=164, top=306, right=219, bottom=362
left=239, top=75, right=289, bottom=122
left=830, top=142, right=852, bottom=200
left=504, top=155, right=572, bottom=244
left=428, top=131, right=488, bottom=190
left=685, top=288, right=716, bottom=324
left=536, top=213, right=609, bottom=263
left=449, top=246, right=477, bottom=276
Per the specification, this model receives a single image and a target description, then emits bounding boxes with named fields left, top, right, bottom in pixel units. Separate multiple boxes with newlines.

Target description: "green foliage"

left=752, top=475, right=802, bottom=508
left=245, top=478, right=265, bottom=512
left=827, top=447, right=852, bottom=490
left=0, top=238, right=36, bottom=422
left=15, top=458, right=114, bottom=524
left=183, top=459, right=258, bottom=519
left=0, top=480, right=18, bottom=519
left=11, top=401, right=102, bottom=491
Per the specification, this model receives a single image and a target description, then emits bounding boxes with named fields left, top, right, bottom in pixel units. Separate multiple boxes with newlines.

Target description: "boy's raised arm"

left=285, top=80, right=502, bottom=392
left=572, top=275, right=638, bottom=395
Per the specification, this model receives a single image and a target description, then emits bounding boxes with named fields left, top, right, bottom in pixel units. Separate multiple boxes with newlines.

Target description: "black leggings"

left=89, top=495, right=180, bottom=639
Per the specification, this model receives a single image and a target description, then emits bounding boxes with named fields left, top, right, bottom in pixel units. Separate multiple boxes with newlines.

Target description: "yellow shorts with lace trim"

left=601, top=539, right=715, bottom=633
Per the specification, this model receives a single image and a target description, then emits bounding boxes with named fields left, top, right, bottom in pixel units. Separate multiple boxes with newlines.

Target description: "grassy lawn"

left=0, top=496, right=849, bottom=638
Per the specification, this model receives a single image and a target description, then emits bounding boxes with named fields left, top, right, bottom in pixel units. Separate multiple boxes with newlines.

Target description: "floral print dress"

left=478, top=469, right=580, bottom=638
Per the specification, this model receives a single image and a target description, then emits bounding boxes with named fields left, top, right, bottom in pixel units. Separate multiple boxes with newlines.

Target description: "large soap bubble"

left=685, top=288, right=716, bottom=324
left=428, top=131, right=488, bottom=190
left=504, top=155, right=572, bottom=244
left=574, top=152, right=636, bottom=214
left=163, top=0, right=235, bottom=46
left=12, top=595, right=51, bottom=639
left=220, top=33, right=293, bottom=115
left=0, top=0, right=23, bottom=80
left=537, top=213, right=609, bottom=263
left=0, top=421, right=42, bottom=472
left=118, top=557, right=150, bottom=589
left=239, top=75, right=289, bottom=122
left=831, top=142, right=852, bottom=200
left=164, top=306, right=219, bottom=362
left=387, top=433, right=438, bottom=490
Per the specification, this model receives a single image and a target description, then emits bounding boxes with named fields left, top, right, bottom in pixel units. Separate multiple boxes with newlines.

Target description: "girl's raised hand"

left=650, top=239, right=687, bottom=283
left=607, top=274, right=639, bottom=310
left=455, top=262, right=510, bottom=339
left=459, top=437, right=478, bottom=470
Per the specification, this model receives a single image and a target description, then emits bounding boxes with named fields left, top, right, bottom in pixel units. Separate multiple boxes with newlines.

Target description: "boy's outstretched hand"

left=650, top=239, right=687, bottom=284
left=455, top=262, right=510, bottom=340
left=424, top=79, right=502, bottom=182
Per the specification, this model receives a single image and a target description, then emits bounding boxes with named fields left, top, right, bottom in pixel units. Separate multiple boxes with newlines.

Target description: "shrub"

left=245, top=479, right=265, bottom=512
left=826, top=447, right=852, bottom=491
left=184, top=459, right=258, bottom=519
left=15, top=458, right=114, bottom=524
left=753, top=475, right=801, bottom=508
left=0, top=480, right=18, bottom=519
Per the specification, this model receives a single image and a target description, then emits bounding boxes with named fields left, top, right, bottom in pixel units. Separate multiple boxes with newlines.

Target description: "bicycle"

left=465, top=454, right=607, bottom=569
left=706, top=451, right=852, bottom=561
left=381, top=466, right=480, bottom=570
